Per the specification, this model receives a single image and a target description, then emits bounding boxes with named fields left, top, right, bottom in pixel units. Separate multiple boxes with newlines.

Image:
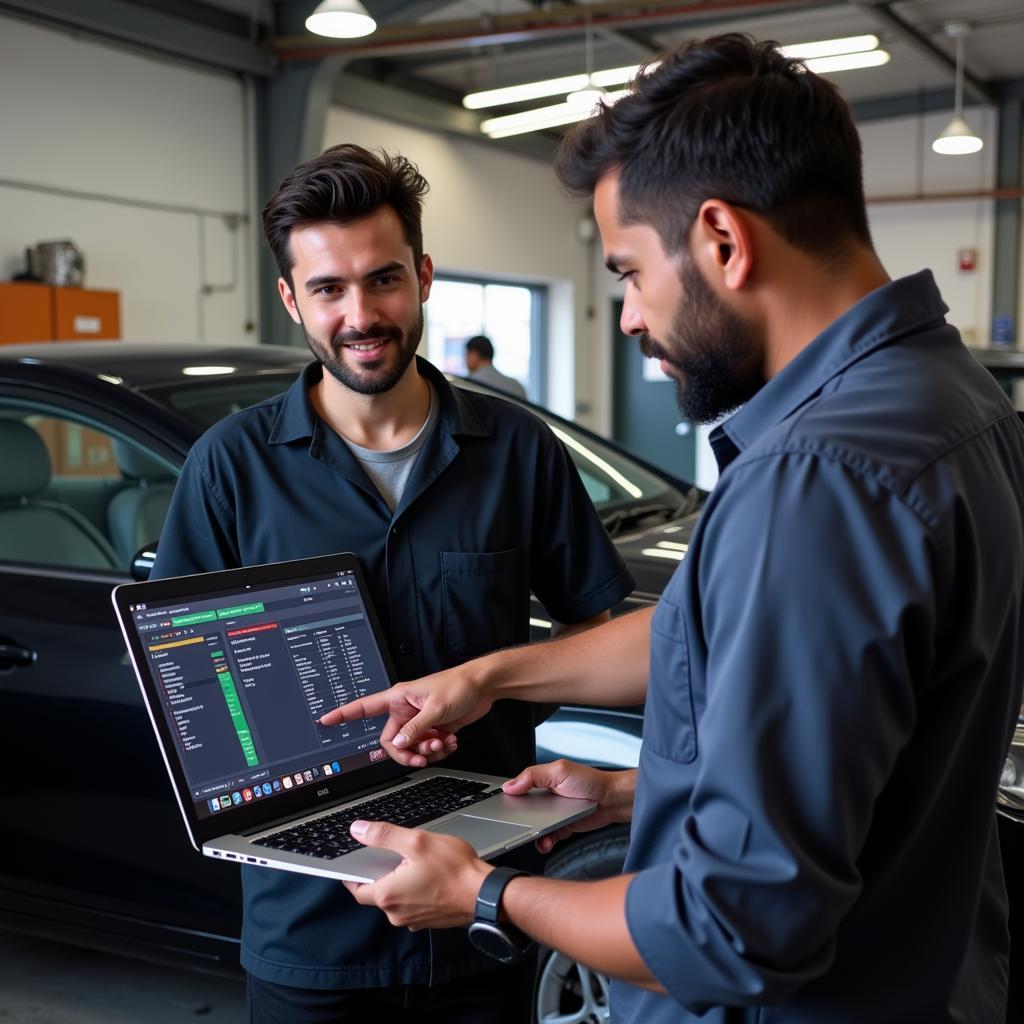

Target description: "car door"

left=0, top=388, right=242, bottom=967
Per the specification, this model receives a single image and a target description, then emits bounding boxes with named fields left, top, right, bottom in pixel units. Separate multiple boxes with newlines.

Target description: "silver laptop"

left=112, top=553, right=594, bottom=882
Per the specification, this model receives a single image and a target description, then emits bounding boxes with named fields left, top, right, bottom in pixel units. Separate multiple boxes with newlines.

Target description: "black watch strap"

left=475, top=866, right=528, bottom=925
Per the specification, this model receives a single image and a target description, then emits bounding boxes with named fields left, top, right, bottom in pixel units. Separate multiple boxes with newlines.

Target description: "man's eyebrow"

left=604, top=255, right=623, bottom=274
left=303, top=261, right=407, bottom=291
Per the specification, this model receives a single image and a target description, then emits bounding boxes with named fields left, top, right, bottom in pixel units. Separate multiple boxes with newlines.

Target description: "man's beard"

left=302, top=307, right=424, bottom=396
left=641, top=258, right=764, bottom=425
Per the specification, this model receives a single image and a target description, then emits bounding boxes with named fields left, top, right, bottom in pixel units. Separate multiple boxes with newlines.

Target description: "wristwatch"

left=467, top=866, right=534, bottom=963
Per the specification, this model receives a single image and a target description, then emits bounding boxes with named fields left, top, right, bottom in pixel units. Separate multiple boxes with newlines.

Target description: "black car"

left=2, top=341, right=1019, bottom=1024
left=0, top=341, right=699, bottom=1023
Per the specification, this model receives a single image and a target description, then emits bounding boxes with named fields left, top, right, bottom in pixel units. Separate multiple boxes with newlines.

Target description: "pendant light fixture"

left=565, top=17, right=605, bottom=115
left=306, top=0, right=377, bottom=39
left=932, top=23, right=983, bottom=156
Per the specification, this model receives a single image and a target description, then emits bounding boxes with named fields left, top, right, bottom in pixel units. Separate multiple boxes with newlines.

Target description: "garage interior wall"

left=323, top=104, right=589, bottom=424
left=0, top=14, right=256, bottom=345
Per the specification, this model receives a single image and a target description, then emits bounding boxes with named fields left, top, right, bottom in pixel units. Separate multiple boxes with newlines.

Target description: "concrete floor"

left=0, top=932, right=246, bottom=1023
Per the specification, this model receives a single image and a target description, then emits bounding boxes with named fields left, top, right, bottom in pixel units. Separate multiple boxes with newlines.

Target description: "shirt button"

left=398, top=641, right=413, bottom=655
left=390, top=526, right=400, bottom=538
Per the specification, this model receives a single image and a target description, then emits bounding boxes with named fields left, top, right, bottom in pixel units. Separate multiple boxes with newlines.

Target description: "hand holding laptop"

left=342, top=760, right=635, bottom=929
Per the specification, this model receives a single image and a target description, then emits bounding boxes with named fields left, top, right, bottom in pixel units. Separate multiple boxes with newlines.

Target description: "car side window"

left=0, top=402, right=178, bottom=574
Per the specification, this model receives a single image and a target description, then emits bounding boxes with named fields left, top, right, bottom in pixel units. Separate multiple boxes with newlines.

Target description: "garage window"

left=425, top=276, right=545, bottom=402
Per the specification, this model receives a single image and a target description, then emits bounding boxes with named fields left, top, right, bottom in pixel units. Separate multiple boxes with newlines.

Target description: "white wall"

left=0, top=14, right=257, bottom=344
left=860, top=107, right=998, bottom=345
left=323, top=105, right=592, bottom=422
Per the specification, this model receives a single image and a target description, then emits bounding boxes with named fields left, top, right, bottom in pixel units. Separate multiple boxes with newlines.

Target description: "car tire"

left=533, top=826, right=630, bottom=1024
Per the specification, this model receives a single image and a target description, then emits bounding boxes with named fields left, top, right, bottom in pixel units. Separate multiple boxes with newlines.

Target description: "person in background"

left=464, top=335, right=527, bottom=399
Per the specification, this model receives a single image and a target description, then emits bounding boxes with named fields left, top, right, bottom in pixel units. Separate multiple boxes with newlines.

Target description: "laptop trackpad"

left=423, top=814, right=528, bottom=851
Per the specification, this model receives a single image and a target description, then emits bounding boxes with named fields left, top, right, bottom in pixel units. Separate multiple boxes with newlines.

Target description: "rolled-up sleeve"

left=626, top=449, right=942, bottom=1011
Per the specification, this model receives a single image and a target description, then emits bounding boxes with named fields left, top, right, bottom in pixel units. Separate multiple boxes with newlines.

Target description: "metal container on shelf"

left=29, top=240, right=85, bottom=287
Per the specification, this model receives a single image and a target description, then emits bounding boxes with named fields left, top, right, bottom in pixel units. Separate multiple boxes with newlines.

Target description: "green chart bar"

left=216, top=668, right=259, bottom=766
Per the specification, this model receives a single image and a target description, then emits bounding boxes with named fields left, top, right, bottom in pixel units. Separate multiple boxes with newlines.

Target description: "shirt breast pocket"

left=644, top=594, right=697, bottom=763
left=441, top=549, right=521, bottom=661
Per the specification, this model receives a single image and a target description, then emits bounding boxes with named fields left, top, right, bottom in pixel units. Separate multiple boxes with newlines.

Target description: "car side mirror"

left=131, top=543, right=158, bottom=581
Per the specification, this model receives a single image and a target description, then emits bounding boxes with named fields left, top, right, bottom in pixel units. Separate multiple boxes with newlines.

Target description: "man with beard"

left=324, top=35, right=1024, bottom=1024
left=152, top=144, right=634, bottom=1023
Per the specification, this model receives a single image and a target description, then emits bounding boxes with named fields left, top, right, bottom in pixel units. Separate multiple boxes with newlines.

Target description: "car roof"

left=0, top=341, right=309, bottom=390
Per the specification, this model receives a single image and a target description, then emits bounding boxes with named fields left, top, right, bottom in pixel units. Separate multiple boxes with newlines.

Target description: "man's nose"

left=345, top=288, right=380, bottom=332
left=620, top=294, right=646, bottom=337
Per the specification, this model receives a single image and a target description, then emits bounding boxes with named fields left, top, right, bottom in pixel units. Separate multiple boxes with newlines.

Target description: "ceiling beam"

left=850, top=1, right=997, bottom=106
left=273, top=0, right=837, bottom=61
left=0, top=0, right=274, bottom=76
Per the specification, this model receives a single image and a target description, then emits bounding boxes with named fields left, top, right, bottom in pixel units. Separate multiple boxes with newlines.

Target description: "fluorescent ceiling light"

left=306, top=0, right=376, bottom=39
left=780, top=34, right=879, bottom=60
left=466, top=65, right=656, bottom=110
left=464, top=74, right=590, bottom=110
left=476, top=33, right=890, bottom=139
left=481, top=102, right=588, bottom=137
left=589, top=63, right=650, bottom=88
left=482, top=89, right=628, bottom=139
left=566, top=87, right=606, bottom=110
left=804, top=49, right=891, bottom=74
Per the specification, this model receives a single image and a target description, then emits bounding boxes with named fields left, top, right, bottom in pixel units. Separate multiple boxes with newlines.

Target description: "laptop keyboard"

left=253, top=775, right=496, bottom=860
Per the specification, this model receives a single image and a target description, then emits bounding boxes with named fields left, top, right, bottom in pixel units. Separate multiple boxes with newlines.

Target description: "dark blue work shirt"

left=618, top=271, right=1024, bottom=1024
left=153, top=356, right=634, bottom=988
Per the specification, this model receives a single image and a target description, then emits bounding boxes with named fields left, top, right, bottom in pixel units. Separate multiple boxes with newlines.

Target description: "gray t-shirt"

left=341, top=385, right=439, bottom=512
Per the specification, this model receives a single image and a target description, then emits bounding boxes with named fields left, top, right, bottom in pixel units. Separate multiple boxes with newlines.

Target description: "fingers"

left=502, top=760, right=579, bottom=795
left=320, top=692, right=390, bottom=726
left=378, top=729, right=456, bottom=769
left=390, top=706, right=447, bottom=751
left=410, top=732, right=458, bottom=757
left=350, top=818, right=413, bottom=853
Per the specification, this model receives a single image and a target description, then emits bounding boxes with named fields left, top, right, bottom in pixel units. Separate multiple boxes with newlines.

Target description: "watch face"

left=468, top=921, right=519, bottom=963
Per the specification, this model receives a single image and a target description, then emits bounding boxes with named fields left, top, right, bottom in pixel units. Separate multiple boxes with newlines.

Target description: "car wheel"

left=534, top=826, right=630, bottom=1024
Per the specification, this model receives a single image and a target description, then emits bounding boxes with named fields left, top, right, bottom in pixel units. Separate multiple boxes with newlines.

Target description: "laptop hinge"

left=238, top=775, right=415, bottom=837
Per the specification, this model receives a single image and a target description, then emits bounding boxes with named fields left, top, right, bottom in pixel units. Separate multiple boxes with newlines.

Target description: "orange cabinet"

left=0, top=282, right=52, bottom=344
left=0, top=283, right=121, bottom=344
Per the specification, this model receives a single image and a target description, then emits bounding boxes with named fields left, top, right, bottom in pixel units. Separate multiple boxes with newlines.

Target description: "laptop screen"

left=126, top=566, right=392, bottom=824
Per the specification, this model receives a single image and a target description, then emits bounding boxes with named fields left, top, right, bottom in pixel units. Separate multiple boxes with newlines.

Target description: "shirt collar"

left=268, top=355, right=489, bottom=446
left=716, top=269, right=948, bottom=467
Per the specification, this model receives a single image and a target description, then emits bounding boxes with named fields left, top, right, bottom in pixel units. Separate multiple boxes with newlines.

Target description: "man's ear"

left=418, top=254, right=434, bottom=303
left=278, top=277, right=303, bottom=326
left=690, top=200, right=754, bottom=292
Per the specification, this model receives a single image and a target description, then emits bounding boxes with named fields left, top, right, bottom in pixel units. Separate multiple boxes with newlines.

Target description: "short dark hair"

left=262, top=144, right=429, bottom=284
left=465, top=335, right=494, bottom=361
left=556, top=34, right=872, bottom=264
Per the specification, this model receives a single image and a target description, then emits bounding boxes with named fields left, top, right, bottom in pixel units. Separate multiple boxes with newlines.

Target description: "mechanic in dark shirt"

left=326, top=36, right=1024, bottom=1023
left=153, top=144, right=634, bottom=1023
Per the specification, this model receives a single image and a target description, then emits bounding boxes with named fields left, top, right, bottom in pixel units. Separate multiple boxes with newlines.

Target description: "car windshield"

left=147, top=371, right=688, bottom=519
left=144, top=372, right=301, bottom=430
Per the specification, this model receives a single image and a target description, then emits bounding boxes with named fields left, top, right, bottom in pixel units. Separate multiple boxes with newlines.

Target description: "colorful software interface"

left=130, top=570, right=391, bottom=820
